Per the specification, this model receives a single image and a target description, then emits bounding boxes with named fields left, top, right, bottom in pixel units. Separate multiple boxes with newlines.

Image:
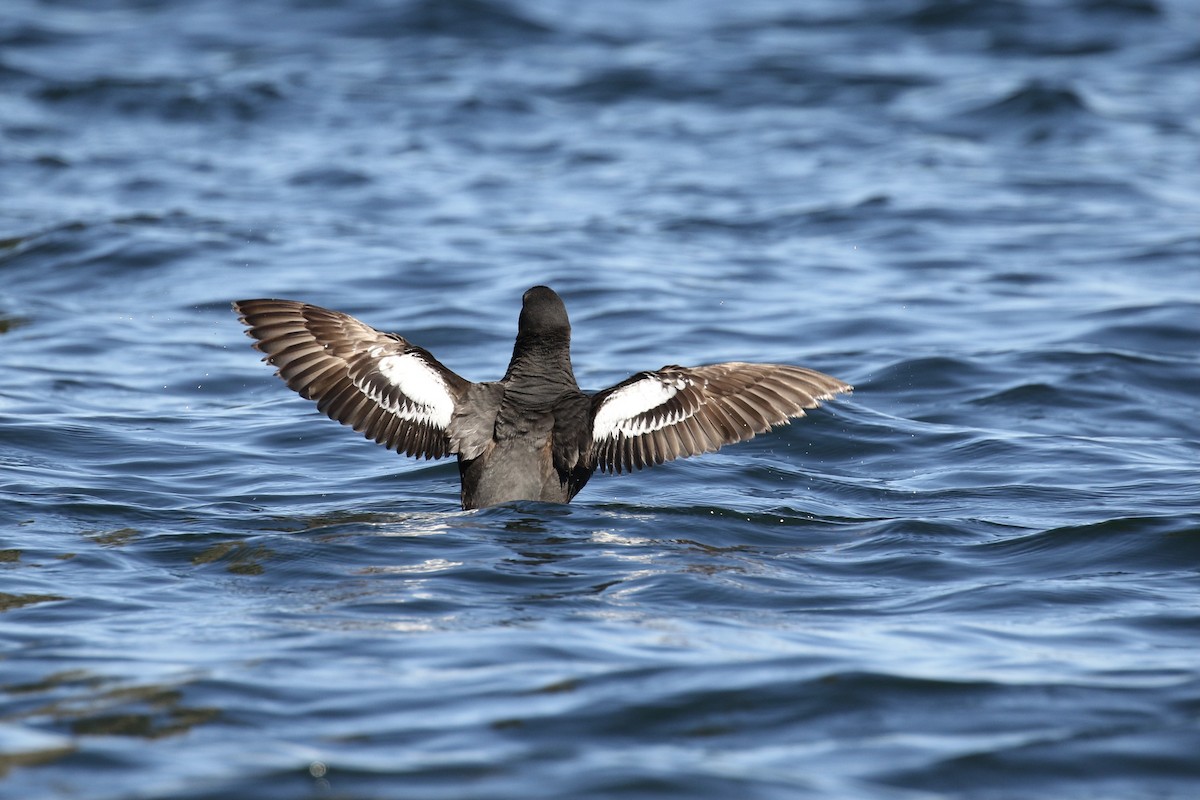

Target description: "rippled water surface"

left=2, top=0, right=1199, bottom=797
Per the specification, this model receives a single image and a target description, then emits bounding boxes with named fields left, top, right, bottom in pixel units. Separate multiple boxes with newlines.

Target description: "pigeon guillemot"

left=233, top=286, right=850, bottom=509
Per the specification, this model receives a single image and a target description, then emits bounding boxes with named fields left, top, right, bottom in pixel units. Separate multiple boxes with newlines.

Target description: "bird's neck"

left=504, top=333, right=578, bottom=388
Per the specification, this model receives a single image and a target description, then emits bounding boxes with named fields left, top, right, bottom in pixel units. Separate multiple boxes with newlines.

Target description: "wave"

left=34, top=74, right=284, bottom=122
left=891, top=0, right=1161, bottom=55
left=337, top=0, right=553, bottom=41
left=930, top=80, right=1101, bottom=142
left=558, top=60, right=929, bottom=109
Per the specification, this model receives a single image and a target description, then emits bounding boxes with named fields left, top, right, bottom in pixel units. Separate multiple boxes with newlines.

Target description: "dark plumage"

left=233, top=286, right=850, bottom=509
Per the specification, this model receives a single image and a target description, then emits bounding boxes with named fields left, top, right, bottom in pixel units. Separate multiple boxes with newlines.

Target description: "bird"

left=232, top=286, right=850, bottom=509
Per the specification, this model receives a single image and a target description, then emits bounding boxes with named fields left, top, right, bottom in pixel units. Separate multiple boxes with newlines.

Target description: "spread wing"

left=590, top=362, right=851, bottom=474
left=233, top=299, right=468, bottom=459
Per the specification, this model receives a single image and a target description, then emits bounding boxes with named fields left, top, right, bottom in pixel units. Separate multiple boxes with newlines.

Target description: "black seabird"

left=233, top=286, right=850, bottom=509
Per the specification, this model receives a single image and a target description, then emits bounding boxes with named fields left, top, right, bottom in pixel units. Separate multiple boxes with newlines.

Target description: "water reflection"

left=83, top=527, right=140, bottom=548
left=191, top=540, right=275, bottom=575
left=0, top=593, right=65, bottom=612
left=1, top=669, right=220, bottom=776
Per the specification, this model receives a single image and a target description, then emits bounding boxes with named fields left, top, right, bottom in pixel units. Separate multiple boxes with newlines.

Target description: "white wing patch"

left=373, top=350, right=454, bottom=428
left=592, top=374, right=691, bottom=440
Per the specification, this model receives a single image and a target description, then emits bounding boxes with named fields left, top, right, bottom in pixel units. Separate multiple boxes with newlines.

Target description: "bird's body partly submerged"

left=233, top=286, right=850, bottom=509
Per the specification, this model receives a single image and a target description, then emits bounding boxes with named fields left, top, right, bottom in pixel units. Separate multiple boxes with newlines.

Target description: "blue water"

left=2, top=0, right=1199, bottom=797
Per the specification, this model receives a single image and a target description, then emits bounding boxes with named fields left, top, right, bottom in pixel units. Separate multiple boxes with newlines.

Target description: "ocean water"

left=2, top=0, right=1199, bottom=797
